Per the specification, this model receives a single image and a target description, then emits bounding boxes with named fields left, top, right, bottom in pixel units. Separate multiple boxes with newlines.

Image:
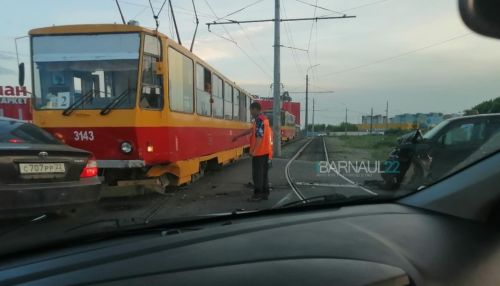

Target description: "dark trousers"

left=252, top=154, right=269, bottom=197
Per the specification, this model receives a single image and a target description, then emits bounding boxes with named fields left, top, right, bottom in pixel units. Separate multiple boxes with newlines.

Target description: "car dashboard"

left=1, top=204, right=499, bottom=286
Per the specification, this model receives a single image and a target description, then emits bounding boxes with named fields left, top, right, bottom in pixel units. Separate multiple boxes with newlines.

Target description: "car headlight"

left=120, top=141, right=133, bottom=154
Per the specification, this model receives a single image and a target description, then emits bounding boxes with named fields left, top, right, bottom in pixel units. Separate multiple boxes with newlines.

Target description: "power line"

left=214, top=0, right=264, bottom=22
left=130, top=6, right=149, bottom=19
left=207, top=15, right=356, bottom=27
left=307, top=0, right=317, bottom=51
left=306, top=0, right=318, bottom=80
left=203, top=0, right=272, bottom=79
left=321, top=32, right=473, bottom=78
left=341, top=0, right=392, bottom=12
left=238, top=24, right=273, bottom=71
left=295, top=0, right=345, bottom=16
left=281, top=1, right=306, bottom=78
left=120, top=0, right=218, bottom=22
left=281, top=44, right=308, bottom=52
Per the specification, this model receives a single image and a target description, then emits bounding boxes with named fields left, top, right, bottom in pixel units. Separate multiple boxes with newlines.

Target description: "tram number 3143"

left=73, top=130, right=95, bottom=141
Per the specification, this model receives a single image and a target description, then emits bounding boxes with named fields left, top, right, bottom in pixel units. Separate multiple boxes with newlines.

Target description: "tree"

left=464, top=96, right=500, bottom=115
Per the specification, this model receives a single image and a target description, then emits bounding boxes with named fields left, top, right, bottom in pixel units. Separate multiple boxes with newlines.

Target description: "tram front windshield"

left=32, top=33, right=140, bottom=110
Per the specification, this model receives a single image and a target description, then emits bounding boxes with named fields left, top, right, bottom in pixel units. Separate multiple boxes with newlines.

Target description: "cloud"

left=0, top=65, right=15, bottom=75
left=0, top=53, right=16, bottom=60
left=194, top=24, right=269, bottom=62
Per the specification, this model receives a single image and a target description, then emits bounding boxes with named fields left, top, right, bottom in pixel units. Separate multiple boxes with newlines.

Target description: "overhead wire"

left=341, top=0, right=392, bottom=12
left=237, top=24, right=273, bottom=71
left=306, top=0, right=318, bottom=81
left=320, top=32, right=473, bottom=78
left=213, top=0, right=265, bottom=22
left=281, top=0, right=306, bottom=79
left=130, top=6, right=149, bottom=19
left=295, top=0, right=345, bottom=16
left=314, top=6, right=318, bottom=78
left=120, top=0, right=219, bottom=22
left=317, top=0, right=392, bottom=18
left=203, top=0, right=272, bottom=80
left=166, top=1, right=175, bottom=37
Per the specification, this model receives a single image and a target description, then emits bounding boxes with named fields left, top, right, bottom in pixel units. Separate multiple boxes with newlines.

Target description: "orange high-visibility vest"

left=250, top=113, right=273, bottom=157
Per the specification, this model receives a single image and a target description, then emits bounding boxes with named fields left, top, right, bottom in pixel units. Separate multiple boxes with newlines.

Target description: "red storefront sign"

left=256, top=99, right=301, bottom=125
left=0, top=85, right=32, bottom=121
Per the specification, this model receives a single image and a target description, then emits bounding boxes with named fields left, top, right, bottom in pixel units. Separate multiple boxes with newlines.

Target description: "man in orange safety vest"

left=233, top=102, right=273, bottom=201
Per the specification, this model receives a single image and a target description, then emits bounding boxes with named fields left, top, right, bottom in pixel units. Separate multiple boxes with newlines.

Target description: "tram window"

left=212, top=75, right=223, bottom=118
left=239, top=92, right=247, bottom=122
left=233, top=89, right=239, bottom=120
left=196, top=64, right=212, bottom=116
left=140, top=35, right=163, bottom=110
left=223, top=82, right=232, bottom=120
left=32, top=33, right=140, bottom=110
left=73, top=77, right=82, bottom=95
left=287, top=114, right=295, bottom=126
left=168, top=47, right=194, bottom=113
left=144, top=35, right=161, bottom=56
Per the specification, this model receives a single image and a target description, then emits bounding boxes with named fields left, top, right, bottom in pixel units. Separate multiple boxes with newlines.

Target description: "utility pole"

left=345, top=108, right=348, bottom=136
left=312, top=98, right=315, bottom=135
left=272, top=0, right=281, bottom=156
left=370, top=108, right=373, bottom=134
left=385, top=100, right=389, bottom=131
left=305, top=64, right=319, bottom=137
left=305, top=73, right=309, bottom=136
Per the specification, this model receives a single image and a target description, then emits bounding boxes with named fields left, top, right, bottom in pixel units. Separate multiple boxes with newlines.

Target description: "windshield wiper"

left=62, top=89, right=96, bottom=116
left=100, top=88, right=131, bottom=115
left=277, top=193, right=385, bottom=209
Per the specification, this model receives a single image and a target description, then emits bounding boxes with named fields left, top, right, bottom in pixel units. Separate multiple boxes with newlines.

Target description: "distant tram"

left=28, top=24, right=254, bottom=187
left=263, top=110, right=297, bottom=142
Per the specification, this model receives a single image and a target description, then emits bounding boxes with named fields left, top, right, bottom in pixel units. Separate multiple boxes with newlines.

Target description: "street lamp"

left=305, top=64, right=319, bottom=136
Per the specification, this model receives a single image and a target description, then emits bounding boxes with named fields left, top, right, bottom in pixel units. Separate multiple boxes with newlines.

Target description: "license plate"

left=19, top=163, right=66, bottom=174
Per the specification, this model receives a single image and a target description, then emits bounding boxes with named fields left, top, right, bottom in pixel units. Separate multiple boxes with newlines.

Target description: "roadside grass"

left=335, top=135, right=399, bottom=161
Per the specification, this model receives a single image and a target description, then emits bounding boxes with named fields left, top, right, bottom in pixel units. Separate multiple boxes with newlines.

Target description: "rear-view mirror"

left=18, top=63, right=25, bottom=87
left=459, top=0, right=500, bottom=39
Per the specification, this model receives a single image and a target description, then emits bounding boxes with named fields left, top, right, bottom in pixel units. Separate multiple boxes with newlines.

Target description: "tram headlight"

left=120, top=141, right=133, bottom=154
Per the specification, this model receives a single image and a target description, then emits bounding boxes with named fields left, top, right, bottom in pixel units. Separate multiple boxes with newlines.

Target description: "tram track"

left=321, top=137, right=378, bottom=196
left=274, top=137, right=377, bottom=208
left=283, top=138, right=314, bottom=201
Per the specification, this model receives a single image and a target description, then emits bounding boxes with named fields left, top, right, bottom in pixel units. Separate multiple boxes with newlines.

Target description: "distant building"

left=358, top=112, right=461, bottom=131
left=361, top=115, right=387, bottom=125
left=389, top=112, right=445, bottom=129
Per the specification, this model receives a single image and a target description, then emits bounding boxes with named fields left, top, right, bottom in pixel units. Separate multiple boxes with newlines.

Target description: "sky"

left=1, top=0, right=500, bottom=125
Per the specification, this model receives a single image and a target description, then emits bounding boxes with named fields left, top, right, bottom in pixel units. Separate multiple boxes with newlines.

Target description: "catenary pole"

left=272, top=0, right=281, bottom=156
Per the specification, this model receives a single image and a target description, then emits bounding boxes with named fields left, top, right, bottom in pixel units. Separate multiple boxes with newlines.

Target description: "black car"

left=382, top=114, right=500, bottom=190
left=0, top=117, right=101, bottom=216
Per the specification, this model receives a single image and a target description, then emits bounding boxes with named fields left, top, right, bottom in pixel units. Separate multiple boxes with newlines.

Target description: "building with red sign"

left=255, top=97, right=301, bottom=126
left=0, top=85, right=32, bottom=121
